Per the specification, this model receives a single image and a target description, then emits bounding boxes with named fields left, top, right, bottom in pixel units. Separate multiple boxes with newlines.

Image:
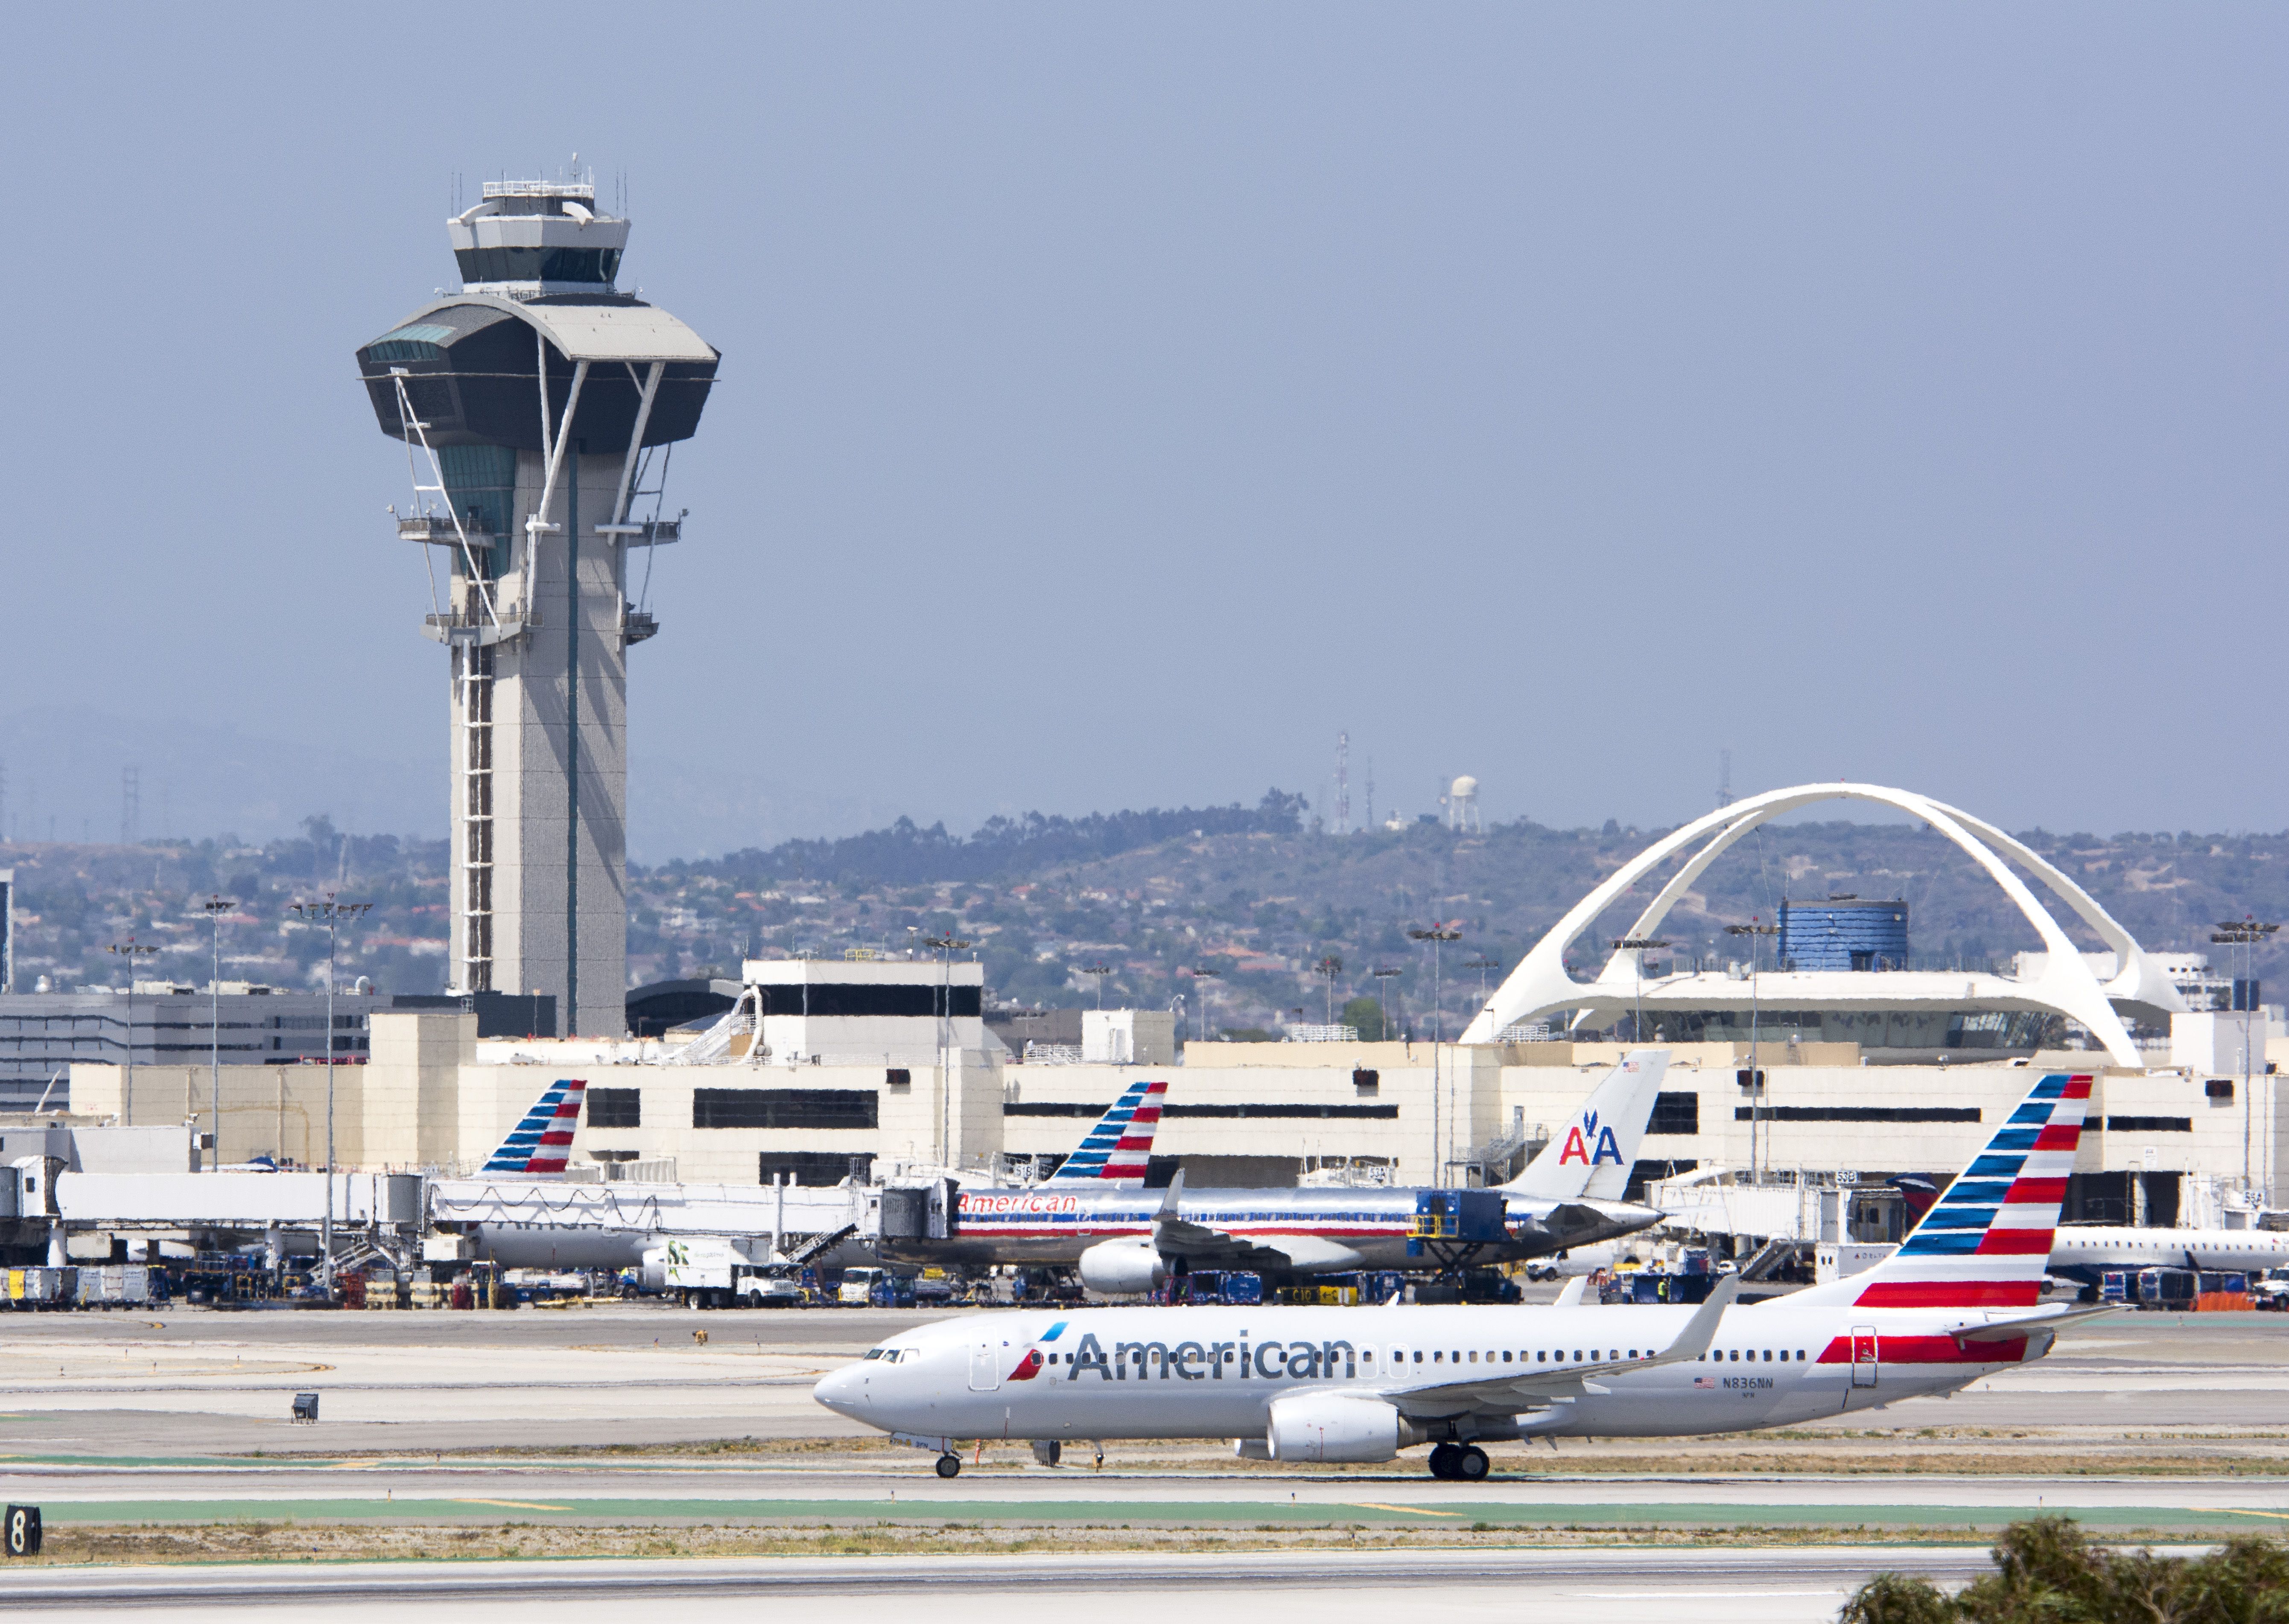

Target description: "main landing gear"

left=1426, top=1443, right=1489, bottom=1481
left=935, top=1453, right=963, bottom=1479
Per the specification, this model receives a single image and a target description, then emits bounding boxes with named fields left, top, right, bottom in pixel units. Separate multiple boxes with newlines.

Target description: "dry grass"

left=15, top=1518, right=2082, bottom=1569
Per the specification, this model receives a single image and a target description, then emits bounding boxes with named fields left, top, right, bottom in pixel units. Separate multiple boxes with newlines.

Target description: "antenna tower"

left=1334, top=732, right=1350, bottom=836
left=120, top=766, right=140, bottom=848
left=1364, top=757, right=1375, bottom=833
left=1717, top=749, right=1734, bottom=808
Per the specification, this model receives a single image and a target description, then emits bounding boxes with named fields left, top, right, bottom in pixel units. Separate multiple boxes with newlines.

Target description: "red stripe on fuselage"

left=1851, top=1280, right=2043, bottom=1308
left=1816, top=1333, right=2028, bottom=1365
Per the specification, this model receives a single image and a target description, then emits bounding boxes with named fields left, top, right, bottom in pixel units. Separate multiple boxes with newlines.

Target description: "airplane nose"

left=813, top=1365, right=863, bottom=1413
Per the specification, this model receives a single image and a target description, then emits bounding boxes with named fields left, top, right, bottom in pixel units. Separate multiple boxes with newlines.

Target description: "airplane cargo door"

left=1850, top=1327, right=1879, bottom=1388
left=969, top=1336, right=1004, bottom=1392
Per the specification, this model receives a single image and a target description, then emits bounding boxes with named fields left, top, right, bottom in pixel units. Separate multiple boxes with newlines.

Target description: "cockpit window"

left=863, top=1348, right=885, bottom=1360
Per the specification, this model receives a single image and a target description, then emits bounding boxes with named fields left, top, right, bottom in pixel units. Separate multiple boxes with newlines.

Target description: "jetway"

left=55, top=1171, right=424, bottom=1229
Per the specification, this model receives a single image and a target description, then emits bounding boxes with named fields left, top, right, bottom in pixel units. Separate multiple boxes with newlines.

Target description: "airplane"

left=432, top=1075, right=1168, bottom=1272
left=877, top=1051, right=1672, bottom=1286
left=813, top=1070, right=2103, bottom=1480
left=2047, top=1223, right=2289, bottom=1289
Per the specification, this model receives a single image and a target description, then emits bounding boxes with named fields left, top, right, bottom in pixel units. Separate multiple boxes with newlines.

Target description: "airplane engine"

left=1077, top=1236, right=1167, bottom=1295
left=1265, top=1394, right=1422, bottom=1464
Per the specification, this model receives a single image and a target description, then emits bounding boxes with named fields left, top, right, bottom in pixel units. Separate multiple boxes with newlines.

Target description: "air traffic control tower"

left=355, top=175, right=719, bottom=1037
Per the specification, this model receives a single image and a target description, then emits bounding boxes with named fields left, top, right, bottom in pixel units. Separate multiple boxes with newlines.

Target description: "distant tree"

left=1340, top=995, right=1386, bottom=1042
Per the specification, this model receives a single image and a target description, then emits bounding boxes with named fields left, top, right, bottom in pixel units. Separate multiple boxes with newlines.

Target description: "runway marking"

left=2194, top=1507, right=2289, bottom=1522
left=1347, top=1503, right=1463, bottom=1517
left=453, top=1497, right=574, bottom=1512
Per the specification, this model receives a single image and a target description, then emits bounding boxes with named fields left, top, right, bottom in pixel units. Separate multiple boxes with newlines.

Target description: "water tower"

left=353, top=171, right=720, bottom=1036
left=1445, top=775, right=1481, bottom=833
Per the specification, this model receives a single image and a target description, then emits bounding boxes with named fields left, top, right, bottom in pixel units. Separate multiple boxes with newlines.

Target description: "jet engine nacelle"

left=1077, top=1236, right=1168, bottom=1295
left=1265, top=1394, right=1422, bottom=1464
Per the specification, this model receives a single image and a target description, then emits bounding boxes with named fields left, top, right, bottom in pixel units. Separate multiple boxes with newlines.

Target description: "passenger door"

left=969, top=1335, right=1004, bottom=1392
left=1850, top=1326, right=1879, bottom=1388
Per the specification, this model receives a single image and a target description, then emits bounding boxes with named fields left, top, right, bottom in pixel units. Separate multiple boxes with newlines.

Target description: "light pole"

left=921, top=931, right=971, bottom=1168
left=105, top=939, right=159, bottom=1125
left=1462, top=956, right=1498, bottom=1036
left=1610, top=937, right=1671, bottom=1044
left=1726, top=919, right=1779, bottom=1185
left=1082, top=963, right=1112, bottom=1010
left=1408, top=924, right=1462, bottom=1182
left=2210, top=918, right=2280, bottom=1197
left=1187, top=966, right=1220, bottom=1043
left=1315, top=956, right=1343, bottom=1027
left=200, top=896, right=236, bottom=1172
left=1372, top=965, right=1401, bottom=1042
left=292, top=895, right=370, bottom=1294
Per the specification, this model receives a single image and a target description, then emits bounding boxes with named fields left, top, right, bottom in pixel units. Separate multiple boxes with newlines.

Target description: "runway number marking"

left=1347, top=1503, right=1465, bottom=1518
left=451, top=1498, right=574, bottom=1512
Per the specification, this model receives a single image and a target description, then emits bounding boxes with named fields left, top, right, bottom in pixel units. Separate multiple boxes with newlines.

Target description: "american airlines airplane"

left=879, top=1053, right=1673, bottom=1288
left=814, top=1071, right=2106, bottom=1480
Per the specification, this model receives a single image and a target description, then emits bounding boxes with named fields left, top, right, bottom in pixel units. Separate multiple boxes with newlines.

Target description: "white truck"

left=659, top=1237, right=780, bottom=1308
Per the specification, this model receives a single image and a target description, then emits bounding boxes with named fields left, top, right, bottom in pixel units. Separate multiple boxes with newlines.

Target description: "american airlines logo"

left=960, top=1192, right=1082, bottom=1216
left=1557, top=1108, right=1625, bottom=1166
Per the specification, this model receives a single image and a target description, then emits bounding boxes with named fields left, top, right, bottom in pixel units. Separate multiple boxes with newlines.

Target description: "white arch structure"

left=1457, top=782, right=2186, bottom=1069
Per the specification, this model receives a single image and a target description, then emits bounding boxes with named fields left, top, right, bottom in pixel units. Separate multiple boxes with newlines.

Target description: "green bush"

left=1839, top=1517, right=2289, bottom=1624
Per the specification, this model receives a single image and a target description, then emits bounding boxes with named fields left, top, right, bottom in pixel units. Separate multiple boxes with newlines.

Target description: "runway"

left=0, top=1544, right=2016, bottom=1622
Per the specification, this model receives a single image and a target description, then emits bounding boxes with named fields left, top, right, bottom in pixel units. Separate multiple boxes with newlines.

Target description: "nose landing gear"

left=1426, top=1443, right=1490, bottom=1481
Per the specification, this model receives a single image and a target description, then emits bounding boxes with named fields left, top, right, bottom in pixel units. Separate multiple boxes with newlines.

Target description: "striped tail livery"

left=1047, top=1077, right=1167, bottom=1186
left=481, top=1077, right=587, bottom=1177
left=1792, top=1071, right=2091, bottom=1311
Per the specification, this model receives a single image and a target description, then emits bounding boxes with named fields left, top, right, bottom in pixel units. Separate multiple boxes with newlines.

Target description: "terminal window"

left=1650, top=1091, right=1700, bottom=1135
left=695, top=1088, right=881, bottom=1131
left=587, top=1088, right=641, bottom=1129
left=759, top=1152, right=875, bottom=1187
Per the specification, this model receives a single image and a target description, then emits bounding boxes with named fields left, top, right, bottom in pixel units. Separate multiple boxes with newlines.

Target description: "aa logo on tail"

left=1557, top=1108, right=1624, bottom=1166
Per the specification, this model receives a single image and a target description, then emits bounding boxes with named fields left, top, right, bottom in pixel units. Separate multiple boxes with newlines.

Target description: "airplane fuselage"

left=2048, top=1225, right=2289, bottom=1282
left=814, top=1300, right=2038, bottom=1443
left=878, top=1187, right=1658, bottom=1273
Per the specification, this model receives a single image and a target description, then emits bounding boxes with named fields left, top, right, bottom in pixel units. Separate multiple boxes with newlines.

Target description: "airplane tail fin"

left=1501, top=1050, right=1669, bottom=1201
left=480, top=1078, right=587, bottom=1177
left=1787, top=1072, right=2092, bottom=1310
left=1048, top=1077, right=1167, bottom=1187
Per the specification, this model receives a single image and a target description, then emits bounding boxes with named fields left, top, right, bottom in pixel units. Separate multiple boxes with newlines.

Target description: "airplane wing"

left=1947, top=1304, right=2118, bottom=1343
left=1142, top=1170, right=1342, bottom=1271
left=1376, top=1277, right=1739, bottom=1417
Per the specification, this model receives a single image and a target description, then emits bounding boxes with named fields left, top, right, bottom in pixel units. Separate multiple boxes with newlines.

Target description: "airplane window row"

left=1019, top=1345, right=1811, bottom=1370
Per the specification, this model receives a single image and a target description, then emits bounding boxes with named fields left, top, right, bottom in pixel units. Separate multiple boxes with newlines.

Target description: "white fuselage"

left=2048, top=1226, right=2289, bottom=1279
left=812, top=1300, right=2043, bottom=1446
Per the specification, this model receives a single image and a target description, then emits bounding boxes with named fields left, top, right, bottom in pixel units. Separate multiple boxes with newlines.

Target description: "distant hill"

left=9, top=797, right=2284, bottom=1039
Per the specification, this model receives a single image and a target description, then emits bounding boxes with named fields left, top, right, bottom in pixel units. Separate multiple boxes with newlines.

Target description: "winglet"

left=1653, top=1274, right=1739, bottom=1367
left=1554, top=1274, right=1590, bottom=1307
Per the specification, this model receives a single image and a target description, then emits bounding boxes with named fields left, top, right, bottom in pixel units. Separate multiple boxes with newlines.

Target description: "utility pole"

left=1726, top=919, right=1779, bottom=1185
left=292, top=895, right=370, bottom=1295
left=1408, top=924, right=1462, bottom=1182
left=1315, top=956, right=1343, bottom=1026
left=201, top=896, right=236, bottom=1172
left=1611, top=937, right=1671, bottom=1045
left=105, top=939, right=159, bottom=1124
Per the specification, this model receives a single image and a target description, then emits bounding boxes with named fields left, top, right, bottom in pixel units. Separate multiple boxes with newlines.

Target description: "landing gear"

left=935, top=1453, right=962, bottom=1479
left=1426, top=1442, right=1489, bottom=1481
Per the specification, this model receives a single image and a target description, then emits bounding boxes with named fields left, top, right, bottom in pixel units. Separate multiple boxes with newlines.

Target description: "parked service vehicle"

left=663, top=1238, right=781, bottom=1308
left=2254, top=1268, right=2289, bottom=1311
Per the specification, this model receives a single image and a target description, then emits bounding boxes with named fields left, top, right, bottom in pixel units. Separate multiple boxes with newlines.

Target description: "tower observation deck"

left=354, top=174, right=720, bottom=1037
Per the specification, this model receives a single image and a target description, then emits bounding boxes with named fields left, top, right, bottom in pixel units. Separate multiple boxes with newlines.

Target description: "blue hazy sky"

left=4, top=6, right=2283, bottom=857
